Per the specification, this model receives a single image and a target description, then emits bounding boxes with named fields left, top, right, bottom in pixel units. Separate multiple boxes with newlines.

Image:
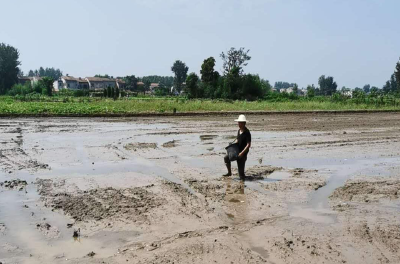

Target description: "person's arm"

left=239, top=142, right=251, bottom=157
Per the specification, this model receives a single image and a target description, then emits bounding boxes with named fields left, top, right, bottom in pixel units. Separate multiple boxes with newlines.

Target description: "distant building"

left=18, top=77, right=33, bottom=86
left=53, top=76, right=86, bottom=90
left=342, top=90, right=352, bottom=97
left=85, top=77, right=116, bottom=91
left=116, top=79, right=126, bottom=90
left=18, top=76, right=43, bottom=86
left=280, top=87, right=294, bottom=94
left=149, top=83, right=159, bottom=94
left=78, top=78, right=89, bottom=89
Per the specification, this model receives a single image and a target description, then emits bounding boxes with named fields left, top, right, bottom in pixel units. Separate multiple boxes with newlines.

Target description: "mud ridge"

left=37, top=179, right=165, bottom=222
left=330, top=178, right=400, bottom=202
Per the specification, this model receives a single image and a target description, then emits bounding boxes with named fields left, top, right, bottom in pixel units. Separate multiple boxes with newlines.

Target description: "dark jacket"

left=237, top=128, right=251, bottom=156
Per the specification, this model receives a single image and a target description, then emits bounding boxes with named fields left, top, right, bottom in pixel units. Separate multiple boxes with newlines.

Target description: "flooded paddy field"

left=1, top=112, right=400, bottom=263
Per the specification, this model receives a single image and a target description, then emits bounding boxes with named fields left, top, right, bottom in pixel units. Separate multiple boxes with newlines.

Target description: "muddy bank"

left=331, top=177, right=400, bottom=202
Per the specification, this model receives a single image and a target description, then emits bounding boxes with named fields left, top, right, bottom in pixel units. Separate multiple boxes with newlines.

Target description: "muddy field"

left=1, top=112, right=400, bottom=264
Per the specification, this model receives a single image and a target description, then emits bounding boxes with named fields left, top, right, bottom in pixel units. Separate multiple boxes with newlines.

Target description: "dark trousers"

left=224, top=154, right=247, bottom=179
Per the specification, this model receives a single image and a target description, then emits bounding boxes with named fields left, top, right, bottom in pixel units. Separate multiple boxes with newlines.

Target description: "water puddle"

left=0, top=180, right=124, bottom=263
left=263, top=156, right=400, bottom=224
left=260, top=171, right=292, bottom=183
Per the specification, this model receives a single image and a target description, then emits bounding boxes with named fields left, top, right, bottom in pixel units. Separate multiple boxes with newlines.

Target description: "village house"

left=116, top=79, right=126, bottom=90
left=53, top=76, right=80, bottom=90
left=18, top=76, right=33, bottom=86
left=280, top=87, right=294, bottom=94
left=18, top=76, right=41, bottom=86
left=149, top=83, right=159, bottom=94
left=85, top=77, right=116, bottom=91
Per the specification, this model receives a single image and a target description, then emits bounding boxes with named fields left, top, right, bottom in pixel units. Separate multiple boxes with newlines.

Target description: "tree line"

left=171, top=48, right=272, bottom=100
left=1, top=42, right=400, bottom=99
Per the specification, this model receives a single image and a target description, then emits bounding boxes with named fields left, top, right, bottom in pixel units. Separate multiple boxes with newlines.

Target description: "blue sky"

left=1, top=0, right=399, bottom=88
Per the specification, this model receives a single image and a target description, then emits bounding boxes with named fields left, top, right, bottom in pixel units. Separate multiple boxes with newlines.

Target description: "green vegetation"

left=0, top=43, right=20, bottom=94
left=1, top=42, right=400, bottom=117
left=1, top=95, right=400, bottom=116
left=28, top=67, right=62, bottom=80
left=171, top=60, right=189, bottom=93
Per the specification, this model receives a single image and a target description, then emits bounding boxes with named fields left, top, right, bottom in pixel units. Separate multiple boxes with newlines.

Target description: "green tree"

left=396, top=59, right=400, bottom=93
left=154, top=82, right=169, bottom=96
left=115, top=86, right=119, bottom=99
left=185, top=73, right=200, bottom=98
left=383, top=81, right=391, bottom=94
left=370, top=86, right=380, bottom=97
left=95, top=74, right=111, bottom=78
left=39, top=67, right=45, bottom=77
left=124, top=75, right=138, bottom=91
left=18, top=69, right=24, bottom=77
left=306, top=85, right=315, bottom=98
left=111, top=87, right=115, bottom=98
left=200, top=57, right=220, bottom=98
left=39, top=77, right=54, bottom=96
left=261, top=79, right=272, bottom=95
left=220, top=67, right=241, bottom=99
left=241, top=74, right=265, bottom=100
left=220, top=47, right=251, bottom=75
left=0, top=43, right=21, bottom=94
left=140, top=76, right=174, bottom=88
left=103, top=89, right=107, bottom=97
left=352, top=89, right=366, bottom=101
left=143, top=80, right=151, bottom=95
left=200, top=57, right=219, bottom=85
left=107, top=86, right=112, bottom=97
left=292, top=84, right=299, bottom=95
left=363, top=84, right=370, bottom=93
left=390, top=73, right=397, bottom=93
left=274, top=82, right=296, bottom=90
left=28, top=67, right=63, bottom=79
left=171, top=60, right=189, bottom=93
left=318, top=75, right=337, bottom=96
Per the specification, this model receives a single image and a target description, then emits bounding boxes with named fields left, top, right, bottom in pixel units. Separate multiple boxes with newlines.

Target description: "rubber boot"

left=223, top=163, right=232, bottom=176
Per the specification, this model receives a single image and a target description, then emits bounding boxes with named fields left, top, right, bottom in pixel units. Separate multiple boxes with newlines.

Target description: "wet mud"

left=1, top=113, right=400, bottom=263
left=330, top=177, right=400, bottom=202
left=37, top=179, right=164, bottom=223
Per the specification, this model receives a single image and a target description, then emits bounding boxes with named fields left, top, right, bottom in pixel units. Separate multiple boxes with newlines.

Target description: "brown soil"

left=1, top=113, right=400, bottom=264
left=37, top=179, right=164, bottom=223
left=331, top=177, right=400, bottom=202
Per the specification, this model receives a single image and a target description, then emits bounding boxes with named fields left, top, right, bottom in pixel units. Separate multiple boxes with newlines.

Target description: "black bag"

left=225, top=143, right=239, bottom=161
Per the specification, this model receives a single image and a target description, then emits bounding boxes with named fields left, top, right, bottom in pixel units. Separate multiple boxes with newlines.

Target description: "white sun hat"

left=235, top=114, right=247, bottom=122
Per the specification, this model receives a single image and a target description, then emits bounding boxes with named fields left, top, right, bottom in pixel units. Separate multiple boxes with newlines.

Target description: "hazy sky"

left=1, top=0, right=399, bottom=88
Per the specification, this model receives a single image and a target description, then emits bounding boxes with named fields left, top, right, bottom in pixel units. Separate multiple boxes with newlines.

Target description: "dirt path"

left=1, top=113, right=400, bottom=263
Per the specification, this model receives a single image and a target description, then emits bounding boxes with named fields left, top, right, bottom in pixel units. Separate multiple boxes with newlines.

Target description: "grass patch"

left=0, top=96, right=400, bottom=116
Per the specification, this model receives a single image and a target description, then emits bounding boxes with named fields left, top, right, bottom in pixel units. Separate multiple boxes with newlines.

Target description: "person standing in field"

left=223, top=114, right=251, bottom=180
